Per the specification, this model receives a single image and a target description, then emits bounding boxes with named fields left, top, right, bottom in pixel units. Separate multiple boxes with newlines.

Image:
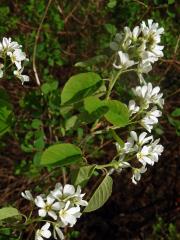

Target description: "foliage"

left=152, top=217, right=180, bottom=240
left=168, top=107, right=180, bottom=136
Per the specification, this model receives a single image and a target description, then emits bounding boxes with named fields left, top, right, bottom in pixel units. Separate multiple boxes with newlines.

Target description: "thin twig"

left=165, top=88, right=180, bottom=99
left=32, top=0, right=53, bottom=86
left=132, top=0, right=148, bottom=8
left=174, top=34, right=180, bottom=55
left=62, top=167, right=67, bottom=186
left=64, top=1, right=80, bottom=24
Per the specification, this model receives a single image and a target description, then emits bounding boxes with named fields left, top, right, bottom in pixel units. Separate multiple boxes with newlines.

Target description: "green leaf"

left=65, top=115, right=78, bottom=130
left=167, top=9, right=175, bottom=18
left=33, top=152, right=43, bottom=165
left=0, top=120, right=10, bottom=136
left=0, top=98, right=12, bottom=136
left=107, top=0, right=117, bottom=8
left=61, top=72, right=102, bottom=105
left=41, top=143, right=82, bottom=166
left=78, top=108, right=107, bottom=125
left=168, top=116, right=180, bottom=136
left=0, top=88, right=9, bottom=101
left=82, top=96, right=108, bottom=123
left=104, top=24, right=117, bottom=35
left=84, top=175, right=113, bottom=212
left=104, top=100, right=129, bottom=127
left=73, top=165, right=96, bottom=186
left=168, top=0, right=175, bottom=4
left=41, top=81, right=58, bottom=95
left=0, top=207, right=21, bottom=221
left=84, top=96, right=105, bottom=113
left=31, top=119, right=42, bottom=129
left=34, top=136, right=45, bottom=150
left=171, top=108, right=180, bottom=117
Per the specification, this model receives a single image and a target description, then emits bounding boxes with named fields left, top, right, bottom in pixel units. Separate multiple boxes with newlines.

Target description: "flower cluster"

left=131, top=82, right=164, bottom=132
left=115, top=82, right=164, bottom=184
left=21, top=183, right=88, bottom=240
left=0, top=37, right=29, bottom=84
left=112, top=20, right=164, bottom=184
left=115, top=83, right=164, bottom=184
left=116, top=131, right=164, bottom=184
left=110, top=19, right=164, bottom=83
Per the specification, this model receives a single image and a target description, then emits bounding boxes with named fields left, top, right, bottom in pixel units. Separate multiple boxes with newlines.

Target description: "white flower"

left=141, top=107, right=162, bottom=132
left=0, top=63, right=4, bottom=78
left=0, top=70, right=3, bottom=78
left=59, top=201, right=81, bottom=227
left=21, top=190, right=34, bottom=201
left=53, top=224, right=65, bottom=240
left=123, top=27, right=132, bottom=49
left=141, top=45, right=164, bottom=63
left=137, top=145, right=154, bottom=165
left=110, top=20, right=164, bottom=71
left=118, top=160, right=131, bottom=169
left=124, top=27, right=132, bottom=39
left=138, top=61, right=152, bottom=74
left=132, top=26, right=141, bottom=41
left=131, top=166, right=147, bottom=184
left=7, top=49, right=27, bottom=70
left=51, top=184, right=88, bottom=207
left=35, top=195, right=62, bottom=220
left=149, top=45, right=164, bottom=59
left=51, top=184, right=74, bottom=204
left=117, top=131, right=153, bottom=156
left=35, top=222, right=51, bottom=240
left=51, top=183, right=71, bottom=198
left=140, top=20, right=164, bottom=63
left=129, top=131, right=153, bottom=147
left=113, top=51, right=135, bottom=70
left=119, top=130, right=163, bottom=184
left=149, top=138, right=164, bottom=163
left=137, top=138, right=164, bottom=166
left=128, top=100, right=140, bottom=116
left=71, top=186, right=88, bottom=207
left=14, top=68, right=29, bottom=84
left=113, top=155, right=131, bottom=173
left=0, top=37, right=21, bottom=55
left=132, top=83, right=164, bottom=109
left=141, top=118, right=153, bottom=132
left=115, top=138, right=135, bottom=156
left=141, top=19, right=164, bottom=45
left=122, top=131, right=163, bottom=167
left=137, top=61, right=152, bottom=83
left=115, top=131, right=152, bottom=157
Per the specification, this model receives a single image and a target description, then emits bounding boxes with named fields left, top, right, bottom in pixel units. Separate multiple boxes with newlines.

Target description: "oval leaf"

left=61, top=72, right=102, bottom=105
left=84, top=96, right=105, bottom=114
left=171, top=108, right=180, bottom=117
left=73, top=165, right=96, bottom=186
left=84, top=175, right=113, bottom=212
left=82, top=96, right=109, bottom=123
left=0, top=207, right=21, bottom=221
left=41, top=143, right=82, bottom=166
left=104, top=100, right=129, bottom=127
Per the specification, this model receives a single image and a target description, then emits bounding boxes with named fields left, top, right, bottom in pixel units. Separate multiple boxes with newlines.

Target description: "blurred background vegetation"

left=0, top=0, right=179, bottom=239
